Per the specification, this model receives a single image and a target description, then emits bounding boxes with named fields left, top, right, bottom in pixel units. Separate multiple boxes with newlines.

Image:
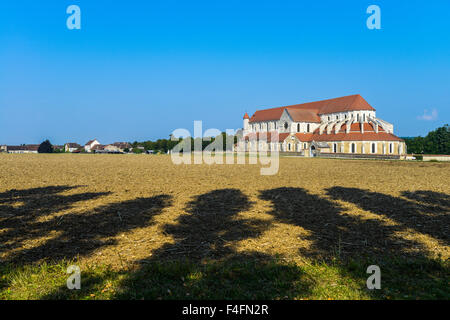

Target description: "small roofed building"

left=104, top=142, right=132, bottom=153
left=84, top=139, right=100, bottom=153
left=65, top=143, right=82, bottom=153
left=6, top=145, right=39, bottom=154
left=92, top=144, right=106, bottom=153
left=238, top=94, right=406, bottom=158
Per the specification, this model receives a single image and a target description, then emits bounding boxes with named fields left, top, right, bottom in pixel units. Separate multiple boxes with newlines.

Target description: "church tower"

left=243, top=112, right=250, bottom=134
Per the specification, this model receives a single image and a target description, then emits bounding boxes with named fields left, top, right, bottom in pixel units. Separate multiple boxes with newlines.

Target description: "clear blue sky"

left=1, top=0, right=449, bottom=145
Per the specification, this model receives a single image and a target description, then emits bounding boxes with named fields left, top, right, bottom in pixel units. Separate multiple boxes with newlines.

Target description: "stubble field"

left=0, top=154, right=449, bottom=299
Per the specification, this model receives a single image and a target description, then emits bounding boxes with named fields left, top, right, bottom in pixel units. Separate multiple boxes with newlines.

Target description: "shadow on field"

left=3, top=186, right=449, bottom=299
left=111, top=188, right=312, bottom=299
left=326, top=187, right=449, bottom=246
left=402, top=190, right=450, bottom=210
left=43, top=188, right=313, bottom=299
left=0, top=185, right=172, bottom=264
left=259, top=187, right=449, bottom=299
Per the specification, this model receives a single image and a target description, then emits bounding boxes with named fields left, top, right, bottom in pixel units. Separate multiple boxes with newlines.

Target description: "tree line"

left=131, top=132, right=239, bottom=153
left=403, top=124, right=449, bottom=155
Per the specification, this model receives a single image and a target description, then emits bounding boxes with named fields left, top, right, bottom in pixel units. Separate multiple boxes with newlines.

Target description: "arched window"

left=297, top=123, right=300, bottom=132
left=288, top=143, right=291, bottom=151
left=333, top=143, right=337, bottom=153
left=371, top=143, right=376, bottom=154
left=363, top=114, right=366, bottom=122
left=307, top=124, right=310, bottom=132
left=357, top=114, right=360, bottom=121
left=351, top=143, right=356, bottom=153
left=284, top=122, right=288, bottom=130
left=389, top=143, right=393, bottom=153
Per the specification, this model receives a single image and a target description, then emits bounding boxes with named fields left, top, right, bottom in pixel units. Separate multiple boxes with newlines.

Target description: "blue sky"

left=0, top=0, right=449, bottom=144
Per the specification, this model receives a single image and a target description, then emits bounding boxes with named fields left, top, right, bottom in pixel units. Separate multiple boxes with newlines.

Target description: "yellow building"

left=238, top=94, right=406, bottom=158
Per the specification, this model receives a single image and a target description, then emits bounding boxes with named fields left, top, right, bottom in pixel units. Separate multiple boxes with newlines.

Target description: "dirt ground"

left=0, top=154, right=448, bottom=268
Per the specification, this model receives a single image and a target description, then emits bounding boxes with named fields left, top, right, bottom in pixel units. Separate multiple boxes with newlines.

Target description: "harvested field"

left=0, top=154, right=449, bottom=299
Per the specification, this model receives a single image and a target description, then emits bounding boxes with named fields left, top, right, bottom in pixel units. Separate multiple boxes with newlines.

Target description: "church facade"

left=237, top=94, right=406, bottom=158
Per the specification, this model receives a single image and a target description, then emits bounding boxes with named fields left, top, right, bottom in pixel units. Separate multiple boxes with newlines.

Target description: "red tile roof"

left=312, top=132, right=403, bottom=142
left=243, top=112, right=250, bottom=119
left=338, top=123, right=385, bottom=132
left=294, top=133, right=315, bottom=142
left=286, top=109, right=321, bottom=123
left=85, top=139, right=98, bottom=146
left=249, top=94, right=375, bottom=123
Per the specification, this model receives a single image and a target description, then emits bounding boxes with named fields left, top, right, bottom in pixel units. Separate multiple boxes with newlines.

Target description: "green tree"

left=404, top=125, right=450, bottom=155
left=38, top=140, right=53, bottom=153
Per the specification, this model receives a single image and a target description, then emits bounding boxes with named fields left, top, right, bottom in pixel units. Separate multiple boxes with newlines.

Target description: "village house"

left=238, top=94, right=406, bottom=158
left=5, top=145, right=40, bottom=154
left=92, top=144, right=106, bottom=153
left=84, top=139, right=100, bottom=152
left=64, top=143, right=82, bottom=153
left=105, top=142, right=132, bottom=153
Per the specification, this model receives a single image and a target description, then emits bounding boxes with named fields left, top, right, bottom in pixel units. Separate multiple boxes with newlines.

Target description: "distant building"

left=104, top=142, right=131, bottom=153
left=92, top=144, right=106, bottom=152
left=84, top=139, right=100, bottom=152
left=238, top=94, right=406, bottom=158
left=65, top=143, right=82, bottom=153
left=6, top=145, right=39, bottom=154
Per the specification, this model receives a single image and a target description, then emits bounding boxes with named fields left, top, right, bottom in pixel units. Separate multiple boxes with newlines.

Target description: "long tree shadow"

left=401, top=190, right=450, bottom=210
left=103, top=189, right=313, bottom=299
left=149, top=188, right=269, bottom=261
left=0, top=185, right=110, bottom=256
left=326, top=187, right=449, bottom=246
left=0, top=185, right=172, bottom=264
left=259, top=187, right=417, bottom=259
left=259, top=187, right=449, bottom=299
left=0, top=186, right=80, bottom=203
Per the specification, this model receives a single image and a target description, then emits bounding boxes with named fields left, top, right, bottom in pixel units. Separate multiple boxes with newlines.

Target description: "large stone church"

left=237, top=94, right=406, bottom=158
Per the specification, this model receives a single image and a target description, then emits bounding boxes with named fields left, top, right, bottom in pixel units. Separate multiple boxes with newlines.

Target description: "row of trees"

left=403, top=124, right=450, bottom=155
left=131, top=132, right=239, bottom=153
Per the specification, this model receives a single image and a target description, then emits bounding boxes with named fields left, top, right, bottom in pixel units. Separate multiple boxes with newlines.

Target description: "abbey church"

left=238, top=94, right=406, bottom=158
